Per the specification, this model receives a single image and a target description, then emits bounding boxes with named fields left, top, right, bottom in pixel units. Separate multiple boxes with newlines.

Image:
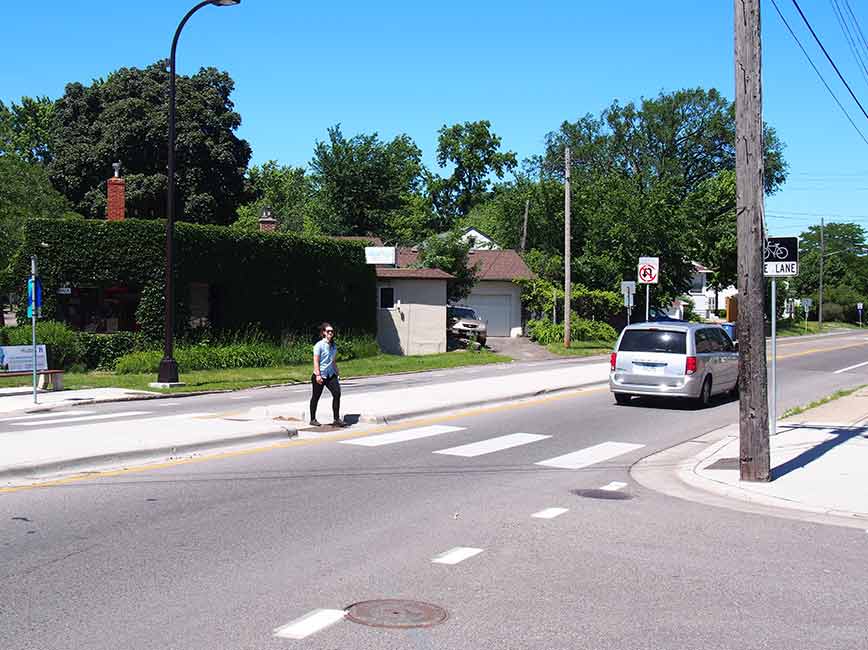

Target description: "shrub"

left=527, top=316, right=617, bottom=346
left=114, top=334, right=380, bottom=374
left=77, top=331, right=150, bottom=370
left=3, top=321, right=82, bottom=369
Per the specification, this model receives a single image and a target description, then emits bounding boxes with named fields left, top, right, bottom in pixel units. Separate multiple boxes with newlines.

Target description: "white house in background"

left=670, top=261, right=738, bottom=319
left=459, top=227, right=500, bottom=250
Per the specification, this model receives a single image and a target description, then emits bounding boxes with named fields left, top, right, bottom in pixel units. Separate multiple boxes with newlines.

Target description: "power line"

left=790, top=0, right=868, bottom=123
left=843, top=0, right=868, bottom=73
left=769, top=0, right=868, bottom=146
left=830, top=0, right=868, bottom=88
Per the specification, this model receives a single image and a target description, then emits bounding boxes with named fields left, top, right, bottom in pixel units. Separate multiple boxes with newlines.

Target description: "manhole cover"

left=571, top=488, right=633, bottom=500
left=345, top=600, right=448, bottom=629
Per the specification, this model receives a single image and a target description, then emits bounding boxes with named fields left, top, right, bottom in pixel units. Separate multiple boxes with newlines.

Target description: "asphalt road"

left=2, top=331, right=868, bottom=649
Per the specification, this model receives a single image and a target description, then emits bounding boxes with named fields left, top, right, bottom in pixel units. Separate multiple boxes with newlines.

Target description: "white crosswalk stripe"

left=10, top=411, right=153, bottom=427
left=434, top=433, right=550, bottom=457
left=273, top=609, right=346, bottom=639
left=339, top=425, right=465, bottom=447
left=535, top=441, right=645, bottom=469
left=531, top=507, right=569, bottom=519
left=0, top=410, right=96, bottom=423
left=431, top=547, right=484, bottom=565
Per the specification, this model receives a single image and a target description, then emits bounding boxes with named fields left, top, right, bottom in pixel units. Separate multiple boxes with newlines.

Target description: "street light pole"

left=156, top=0, right=241, bottom=385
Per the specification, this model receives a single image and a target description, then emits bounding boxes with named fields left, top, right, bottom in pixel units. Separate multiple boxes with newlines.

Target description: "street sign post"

left=764, top=238, right=800, bottom=437
left=801, top=298, right=812, bottom=334
left=637, top=257, right=659, bottom=321
left=28, top=256, right=40, bottom=404
left=620, top=281, right=636, bottom=325
left=858, top=302, right=864, bottom=327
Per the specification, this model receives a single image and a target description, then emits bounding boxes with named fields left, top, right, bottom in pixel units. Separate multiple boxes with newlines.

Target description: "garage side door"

left=468, top=294, right=511, bottom=337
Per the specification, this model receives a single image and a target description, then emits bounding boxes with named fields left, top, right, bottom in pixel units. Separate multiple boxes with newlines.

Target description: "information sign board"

left=764, top=237, right=799, bottom=276
left=0, top=345, right=47, bottom=372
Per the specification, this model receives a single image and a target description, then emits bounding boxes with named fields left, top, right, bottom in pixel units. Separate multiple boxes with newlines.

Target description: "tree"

left=541, top=88, right=787, bottom=298
left=308, top=125, right=429, bottom=239
left=791, top=222, right=868, bottom=300
left=47, top=62, right=251, bottom=224
left=0, top=96, right=56, bottom=164
left=415, top=230, right=478, bottom=302
left=429, top=120, right=517, bottom=226
left=0, top=156, right=71, bottom=271
left=233, top=161, right=312, bottom=233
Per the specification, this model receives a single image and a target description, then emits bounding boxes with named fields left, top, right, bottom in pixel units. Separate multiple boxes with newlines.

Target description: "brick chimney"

left=107, top=162, right=125, bottom=221
left=258, top=206, right=277, bottom=233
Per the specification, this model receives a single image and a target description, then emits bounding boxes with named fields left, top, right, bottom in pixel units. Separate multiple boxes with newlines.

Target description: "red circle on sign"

left=639, top=264, right=657, bottom=282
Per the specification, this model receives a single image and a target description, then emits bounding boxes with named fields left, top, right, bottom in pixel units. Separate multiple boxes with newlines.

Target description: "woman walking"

left=310, top=322, right=345, bottom=427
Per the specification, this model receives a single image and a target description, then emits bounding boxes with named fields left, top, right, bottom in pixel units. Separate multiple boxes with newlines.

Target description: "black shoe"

left=309, top=419, right=321, bottom=427
left=332, top=418, right=347, bottom=427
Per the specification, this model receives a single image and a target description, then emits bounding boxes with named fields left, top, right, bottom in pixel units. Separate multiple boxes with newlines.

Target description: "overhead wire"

left=769, top=0, right=868, bottom=147
left=830, top=0, right=868, bottom=88
left=843, top=0, right=868, bottom=73
left=789, top=0, right=868, bottom=123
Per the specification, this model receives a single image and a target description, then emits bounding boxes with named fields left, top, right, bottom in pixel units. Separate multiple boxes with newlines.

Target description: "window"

left=712, top=328, right=735, bottom=352
left=618, top=330, right=687, bottom=354
left=689, top=273, right=705, bottom=294
left=379, top=287, right=395, bottom=309
left=696, top=329, right=722, bottom=353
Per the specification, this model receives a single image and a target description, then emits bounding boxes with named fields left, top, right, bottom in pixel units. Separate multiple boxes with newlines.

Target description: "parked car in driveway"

left=609, top=322, right=738, bottom=407
left=447, top=306, right=487, bottom=346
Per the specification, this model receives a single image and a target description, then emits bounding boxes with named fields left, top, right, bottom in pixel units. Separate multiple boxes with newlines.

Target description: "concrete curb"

left=0, top=425, right=298, bottom=486
left=631, top=424, right=868, bottom=529
left=252, top=379, right=609, bottom=425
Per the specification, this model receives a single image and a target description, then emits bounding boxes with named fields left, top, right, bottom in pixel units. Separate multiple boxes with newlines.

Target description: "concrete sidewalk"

left=248, top=362, right=611, bottom=424
left=634, top=387, right=868, bottom=527
left=0, top=386, right=161, bottom=413
left=0, top=362, right=610, bottom=486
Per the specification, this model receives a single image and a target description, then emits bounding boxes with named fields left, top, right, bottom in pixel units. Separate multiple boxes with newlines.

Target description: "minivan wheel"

left=696, top=377, right=712, bottom=408
left=614, top=393, right=632, bottom=405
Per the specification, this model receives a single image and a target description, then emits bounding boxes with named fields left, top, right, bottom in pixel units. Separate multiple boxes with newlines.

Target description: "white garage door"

left=469, top=294, right=511, bottom=337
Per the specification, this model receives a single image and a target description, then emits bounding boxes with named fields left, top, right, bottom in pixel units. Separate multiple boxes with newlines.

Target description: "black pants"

left=310, top=374, right=340, bottom=421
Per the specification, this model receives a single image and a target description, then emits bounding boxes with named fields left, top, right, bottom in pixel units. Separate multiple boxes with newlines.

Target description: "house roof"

left=395, top=248, right=534, bottom=281
left=376, top=267, right=453, bottom=280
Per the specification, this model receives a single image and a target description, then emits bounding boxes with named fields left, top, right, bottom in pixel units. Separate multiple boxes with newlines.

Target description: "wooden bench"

left=0, top=370, right=65, bottom=391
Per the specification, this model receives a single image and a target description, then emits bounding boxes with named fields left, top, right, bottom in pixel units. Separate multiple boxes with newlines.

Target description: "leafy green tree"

left=429, top=120, right=517, bottom=226
left=415, top=230, right=478, bottom=302
left=308, top=125, right=429, bottom=238
left=0, top=96, right=56, bottom=164
left=791, top=222, right=868, bottom=300
left=233, top=161, right=312, bottom=233
left=47, top=62, right=251, bottom=224
left=0, top=156, right=71, bottom=271
left=542, top=88, right=787, bottom=298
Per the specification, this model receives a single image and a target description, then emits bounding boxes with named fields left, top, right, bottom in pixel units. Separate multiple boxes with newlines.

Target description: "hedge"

left=6, top=218, right=377, bottom=341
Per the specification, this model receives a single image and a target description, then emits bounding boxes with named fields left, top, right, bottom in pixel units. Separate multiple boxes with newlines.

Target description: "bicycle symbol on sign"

left=763, top=240, right=789, bottom=260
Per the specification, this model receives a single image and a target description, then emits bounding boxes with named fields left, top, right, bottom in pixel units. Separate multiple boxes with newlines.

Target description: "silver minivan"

left=609, top=322, right=739, bottom=407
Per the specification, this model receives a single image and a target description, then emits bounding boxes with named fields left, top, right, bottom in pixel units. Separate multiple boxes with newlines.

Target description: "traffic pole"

left=645, top=285, right=650, bottom=322
left=770, top=278, right=776, bottom=437
left=30, top=256, right=37, bottom=405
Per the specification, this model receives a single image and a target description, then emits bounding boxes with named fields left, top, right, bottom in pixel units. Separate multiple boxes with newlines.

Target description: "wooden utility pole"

left=520, top=199, right=530, bottom=252
left=564, top=147, right=571, bottom=348
left=818, top=217, right=825, bottom=330
left=735, top=0, right=770, bottom=481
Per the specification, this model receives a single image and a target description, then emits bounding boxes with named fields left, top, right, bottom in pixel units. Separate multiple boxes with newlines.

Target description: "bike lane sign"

left=763, top=236, right=799, bottom=276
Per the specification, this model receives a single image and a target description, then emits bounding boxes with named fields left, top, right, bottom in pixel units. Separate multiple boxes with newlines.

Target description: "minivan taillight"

left=685, top=356, right=697, bottom=375
left=610, top=352, right=617, bottom=371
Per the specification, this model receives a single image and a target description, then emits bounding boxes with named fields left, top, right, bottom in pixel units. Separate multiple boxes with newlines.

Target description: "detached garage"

left=464, top=250, right=535, bottom=338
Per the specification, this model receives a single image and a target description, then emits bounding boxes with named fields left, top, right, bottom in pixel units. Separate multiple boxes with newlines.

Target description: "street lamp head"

left=211, top=0, right=240, bottom=5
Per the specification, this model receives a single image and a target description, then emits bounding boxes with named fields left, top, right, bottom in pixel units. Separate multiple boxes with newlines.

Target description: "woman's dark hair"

left=320, top=322, right=334, bottom=336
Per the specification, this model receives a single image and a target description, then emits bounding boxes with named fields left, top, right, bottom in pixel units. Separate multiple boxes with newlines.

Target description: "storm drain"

left=705, top=457, right=740, bottom=470
left=345, top=600, right=448, bottom=629
left=571, top=488, right=633, bottom=500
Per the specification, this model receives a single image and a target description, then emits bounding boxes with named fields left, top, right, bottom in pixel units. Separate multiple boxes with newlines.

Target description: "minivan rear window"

left=618, top=330, right=687, bottom=354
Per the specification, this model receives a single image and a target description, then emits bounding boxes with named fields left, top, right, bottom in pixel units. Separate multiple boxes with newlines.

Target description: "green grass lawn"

left=545, top=340, right=613, bottom=357
left=0, top=350, right=511, bottom=394
left=775, top=320, right=862, bottom=337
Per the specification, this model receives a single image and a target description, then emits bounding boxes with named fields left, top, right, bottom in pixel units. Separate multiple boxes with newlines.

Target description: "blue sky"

left=3, top=0, right=868, bottom=238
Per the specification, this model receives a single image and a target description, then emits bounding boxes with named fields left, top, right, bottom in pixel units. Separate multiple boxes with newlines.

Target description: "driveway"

left=484, top=336, right=563, bottom=361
